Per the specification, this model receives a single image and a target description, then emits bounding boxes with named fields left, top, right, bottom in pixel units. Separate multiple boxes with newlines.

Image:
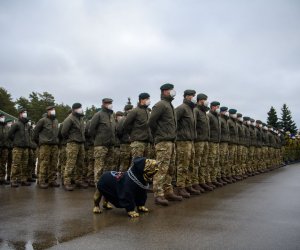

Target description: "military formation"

left=0, top=83, right=300, bottom=207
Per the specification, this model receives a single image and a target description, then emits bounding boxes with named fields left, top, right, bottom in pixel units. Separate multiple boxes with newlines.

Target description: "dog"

left=93, top=157, right=158, bottom=218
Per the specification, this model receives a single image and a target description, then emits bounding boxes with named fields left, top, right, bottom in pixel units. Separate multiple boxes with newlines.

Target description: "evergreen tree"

left=0, top=87, right=18, bottom=116
left=279, top=104, right=297, bottom=134
left=267, top=106, right=279, bottom=128
left=55, top=103, right=71, bottom=123
left=85, top=105, right=98, bottom=120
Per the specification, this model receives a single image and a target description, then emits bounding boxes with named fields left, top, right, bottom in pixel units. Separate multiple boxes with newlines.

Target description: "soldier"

left=4, top=118, right=13, bottom=184
left=84, top=116, right=96, bottom=186
left=175, top=89, right=200, bottom=197
left=113, top=111, right=124, bottom=170
left=34, top=106, right=60, bottom=188
left=0, top=113, right=10, bottom=185
left=193, top=93, right=212, bottom=191
left=242, top=117, right=251, bottom=176
left=261, top=123, right=269, bottom=172
left=227, top=109, right=239, bottom=182
left=28, top=120, right=37, bottom=182
left=117, top=102, right=133, bottom=171
left=58, top=122, right=67, bottom=184
left=149, top=83, right=182, bottom=206
left=61, top=103, right=87, bottom=191
left=89, top=98, right=116, bottom=185
left=8, top=108, right=31, bottom=187
left=219, top=107, right=230, bottom=184
left=254, top=120, right=263, bottom=173
left=207, top=101, right=222, bottom=187
left=123, top=93, right=152, bottom=160
left=248, top=118, right=257, bottom=175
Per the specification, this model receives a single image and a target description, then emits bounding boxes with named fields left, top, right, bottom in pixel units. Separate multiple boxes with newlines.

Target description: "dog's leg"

left=127, top=210, right=140, bottom=218
left=137, top=206, right=149, bottom=213
left=93, top=189, right=102, bottom=214
left=102, top=197, right=113, bottom=210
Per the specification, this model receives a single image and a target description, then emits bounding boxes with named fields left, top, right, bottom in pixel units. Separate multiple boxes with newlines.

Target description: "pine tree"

left=0, top=87, right=18, bottom=116
left=267, top=106, right=279, bottom=128
left=279, top=104, right=297, bottom=134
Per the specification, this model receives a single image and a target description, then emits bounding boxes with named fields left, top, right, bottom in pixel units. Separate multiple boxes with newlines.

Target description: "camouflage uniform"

left=89, top=105, right=116, bottom=183
left=175, top=98, right=196, bottom=189
left=227, top=112, right=238, bottom=179
left=61, top=111, right=86, bottom=187
left=193, top=104, right=210, bottom=186
left=207, top=109, right=221, bottom=183
left=34, top=114, right=59, bottom=185
left=219, top=113, right=230, bottom=180
left=148, top=93, right=177, bottom=199
left=8, top=118, right=31, bottom=185
left=0, top=121, right=10, bottom=183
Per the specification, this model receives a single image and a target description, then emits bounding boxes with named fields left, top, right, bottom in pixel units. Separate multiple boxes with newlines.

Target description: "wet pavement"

left=1, top=164, right=300, bottom=250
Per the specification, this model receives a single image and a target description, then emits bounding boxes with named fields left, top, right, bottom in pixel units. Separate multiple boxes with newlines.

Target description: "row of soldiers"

left=0, top=83, right=299, bottom=205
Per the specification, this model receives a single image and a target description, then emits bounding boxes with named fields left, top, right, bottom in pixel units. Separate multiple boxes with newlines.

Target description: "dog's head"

left=131, top=157, right=159, bottom=183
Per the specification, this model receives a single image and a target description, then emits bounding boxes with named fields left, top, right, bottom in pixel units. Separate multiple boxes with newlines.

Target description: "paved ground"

left=1, top=164, right=300, bottom=250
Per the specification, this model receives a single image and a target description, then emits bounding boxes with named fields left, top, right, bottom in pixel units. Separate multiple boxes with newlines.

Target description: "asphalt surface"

left=1, top=164, right=300, bottom=250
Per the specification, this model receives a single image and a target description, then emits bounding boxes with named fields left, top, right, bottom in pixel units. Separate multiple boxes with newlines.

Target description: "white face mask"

left=225, top=112, right=229, bottom=117
left=28, top=121, right=32, bottom=126
left=107, top=104, right=113, bottom=110
left=170, top=89, right=176, bottom=98
left=251, top=122, right=256, bottom=126
left=145, top=99, right=151, bottom=106
left=50, top=110, right=56, bottom=116
left=259, top=124, right=262, bottom=128
left=32, top=125, right=36, bottom=129
left=215, top=108, right=220, bottom=114
left=230, top=114, right=237, bottom=119
left=204, top=100, right=209, bottom=107
left=75, top=108, right=83, bottom=114
left=7, top=122, right=12, bottom=127
left=238, top=117, right=243, bottom=122
left=0, top=117, right=5, bottom=123
left=191, top=97, right=197, bottom=104
left=247, top=121, right=251, bottom=125
left=21, top=112, right=28, bottom=118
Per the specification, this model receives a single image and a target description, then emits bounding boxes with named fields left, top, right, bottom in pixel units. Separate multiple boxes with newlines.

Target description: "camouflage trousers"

left=248, top=146, right=255, bottom=173
left=254, top=147, right=263, bottom=171
left=58, top=145, right=67, bottom=177
left=219, top=142, right=229, bottom=178
left=11, top=147, right=29, bottom=182
left=64, top=142, right=85, bottom=185
left=130, top=141, right=149, bottom=159
left=0, top=148, right=9, bottom=181
left=193, top=141, right=209, bottom=184
left=207, top=142, right=219, bottom=182
left=39, top=145, right=58, bottom=183
left=94, top=146, right=114, bottom=183
left=112, top=146, right=120, bottom=171
left=86, top=146, right=94, bottom=182
left=147, top=144, right=156, bottom=159
left=228, top=144, right=238, bottom=177
left=241, top=146, right=249, bottom=174
left=153, top=141, right=175, bottom=197
left=119, top=143, right=131, bottom=171
left=28, top=149, right=37, bottom=177
left=175, top=141, right=194, bottom=188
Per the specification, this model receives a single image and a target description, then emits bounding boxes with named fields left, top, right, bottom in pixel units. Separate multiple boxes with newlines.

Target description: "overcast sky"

left=0, top=0, right=299, bottom=127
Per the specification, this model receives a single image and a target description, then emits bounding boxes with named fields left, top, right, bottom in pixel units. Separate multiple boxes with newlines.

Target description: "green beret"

left=139, top=93, right=150, bottom=100
left=183, top=89, right=196, bottom=97
left=220, top=106, right=228, bottom=112
left=250, top=118, right=255, bottom=122
left=18, top=107, right=27, bottom=113
left=229, top=109, right=237, bottom=114
left=256, top=120, right=262, bottom=124
left=116, top=111, right=124, bottom=116
left=124, top=104, right=133, bottom=111
left=197, top=93, right=208, bottom=101
left=237, top=113, right=243, bottom=118
left=243, top=116, right=250, bottom=121
left=102, top=98, right=113, bottom=103
left=72, top=103, right=82, bottom=109
left=210, top=101, right=220, bottom=107
left=160, top=83, right=174, bottom=90
left=46, top=106, right=55, bottom=111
